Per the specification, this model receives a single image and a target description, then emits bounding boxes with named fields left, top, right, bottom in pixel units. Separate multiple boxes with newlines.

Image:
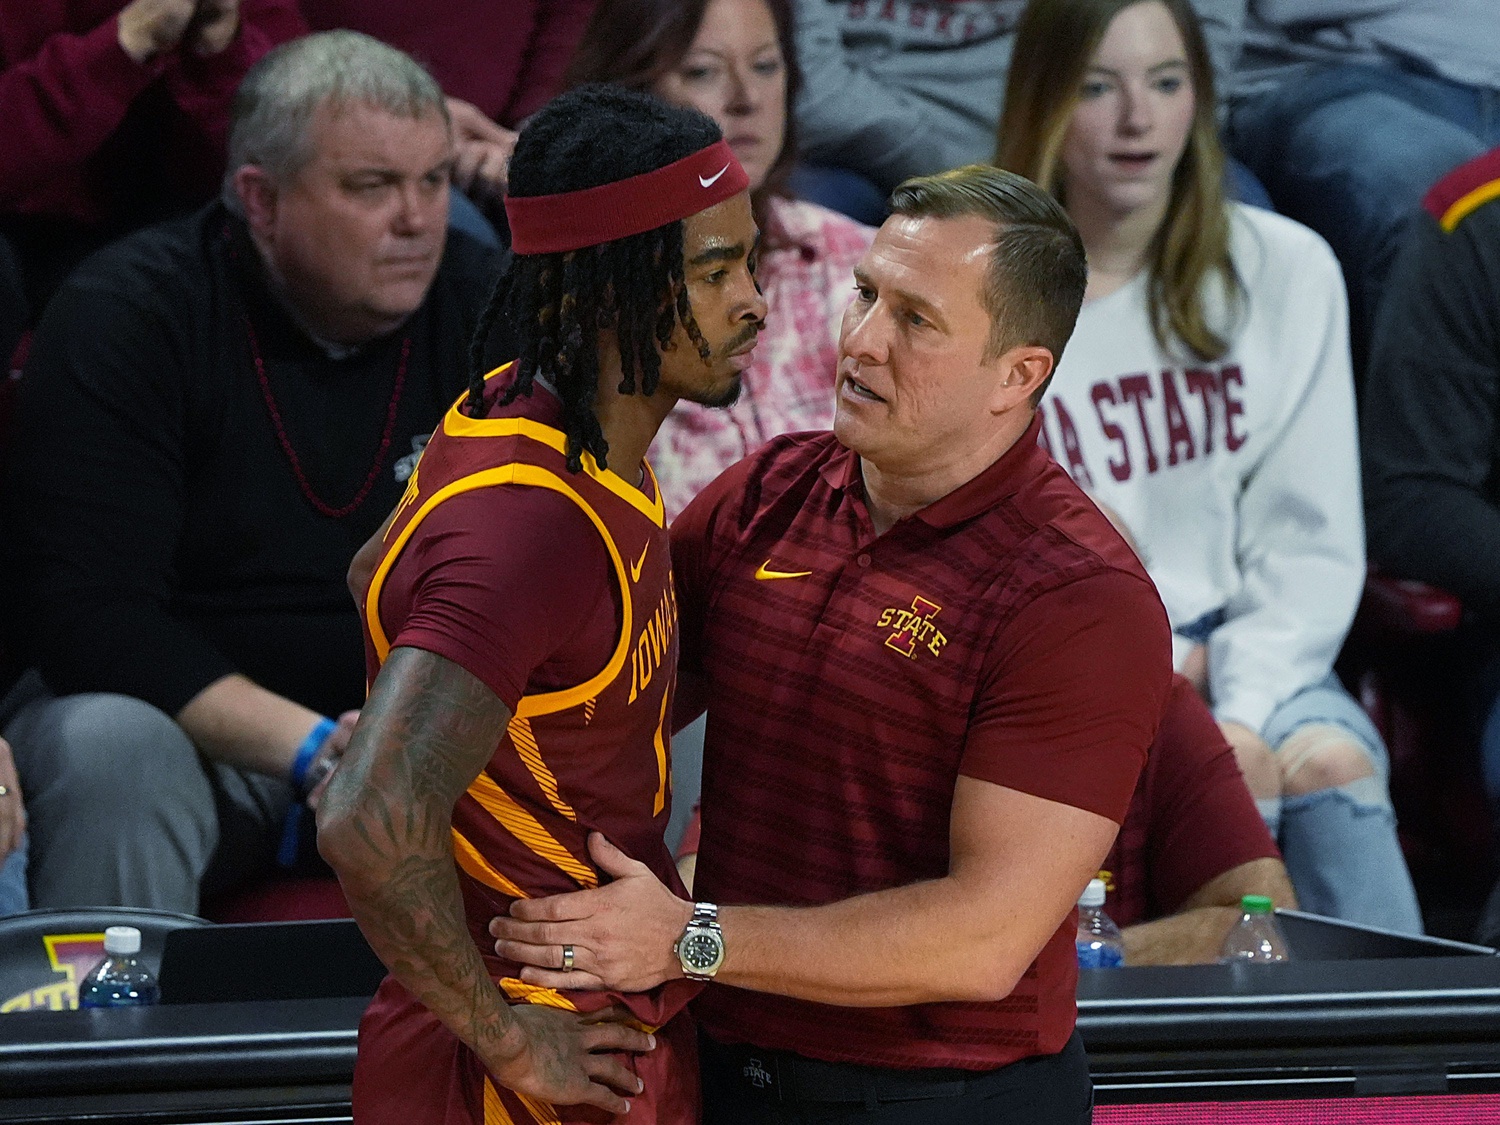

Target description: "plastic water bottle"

left=78, top=926, right=160, bottom=1008
left=1076, top=878, right=1125, bottom=968
left=1219, top=895, right=1291, bottom=964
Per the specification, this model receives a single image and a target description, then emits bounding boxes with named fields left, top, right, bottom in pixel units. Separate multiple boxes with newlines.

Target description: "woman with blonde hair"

left=997, top=0, right=1421, bottom=932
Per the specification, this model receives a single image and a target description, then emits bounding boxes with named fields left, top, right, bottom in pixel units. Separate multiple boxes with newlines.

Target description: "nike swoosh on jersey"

left=755, top=560, right=813, bottom=581
left=699, top=163, right=731, bottom=188
left=631, top=543, right=650, bottom=582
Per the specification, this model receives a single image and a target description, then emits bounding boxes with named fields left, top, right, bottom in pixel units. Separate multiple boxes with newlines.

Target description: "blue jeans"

left=0, top=835, right=27, bottom=916
left=1262, top=675, right=1424, bottom=934
left=1229, top=63, right=1500, bottom=373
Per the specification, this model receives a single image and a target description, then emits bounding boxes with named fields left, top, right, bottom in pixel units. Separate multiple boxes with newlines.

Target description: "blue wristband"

left=290, top=717, right=337, bottom=792
left=279, top=717, right=336, bottom=869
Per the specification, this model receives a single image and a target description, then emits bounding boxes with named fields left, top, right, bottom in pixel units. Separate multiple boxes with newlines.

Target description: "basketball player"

left=316, top=85, right=767, bottom=1125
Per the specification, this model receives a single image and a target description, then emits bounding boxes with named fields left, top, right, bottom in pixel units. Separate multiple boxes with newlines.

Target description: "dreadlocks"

left=466, top=86, right=721, bottom=473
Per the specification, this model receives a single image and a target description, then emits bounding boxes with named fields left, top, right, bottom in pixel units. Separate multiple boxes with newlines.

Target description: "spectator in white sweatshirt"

left=996, top=0, right=1421, bottom=932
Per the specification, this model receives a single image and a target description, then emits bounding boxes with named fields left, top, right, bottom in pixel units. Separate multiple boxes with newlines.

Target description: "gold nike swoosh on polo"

left=755, top=560, right=813, bottom=581
left=631, top=544, right=650, bottom=583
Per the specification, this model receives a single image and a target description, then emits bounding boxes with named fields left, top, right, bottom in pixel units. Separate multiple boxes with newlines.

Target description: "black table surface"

left=6, top=956, right=1500, bottom=1120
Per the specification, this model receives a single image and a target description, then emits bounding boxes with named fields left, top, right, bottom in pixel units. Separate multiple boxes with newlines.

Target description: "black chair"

left=159, top=918, right=386, bottom=1004
left=1337, top=567, right=1489, bottom=906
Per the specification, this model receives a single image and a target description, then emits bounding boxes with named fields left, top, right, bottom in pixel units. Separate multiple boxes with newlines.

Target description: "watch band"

left=676, top=901, right=726, bottom=980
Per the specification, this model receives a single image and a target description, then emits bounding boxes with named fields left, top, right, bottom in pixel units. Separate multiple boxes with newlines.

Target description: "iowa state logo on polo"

left=878, top=596, right=948, bottom=659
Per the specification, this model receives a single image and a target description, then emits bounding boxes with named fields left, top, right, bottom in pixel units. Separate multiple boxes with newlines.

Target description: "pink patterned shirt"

left=648, top=196, right=875, bottom=521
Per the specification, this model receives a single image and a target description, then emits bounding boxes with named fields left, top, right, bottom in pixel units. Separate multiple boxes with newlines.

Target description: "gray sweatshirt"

left=794, top=0, right=1246, bottom=191
left=1234, top=0, right=1500, bottom=100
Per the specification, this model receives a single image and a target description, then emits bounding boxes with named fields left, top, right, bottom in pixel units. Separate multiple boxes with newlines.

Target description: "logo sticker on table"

left=879, top=597, right=948, bottom=660
left=1, top=932, right=105, bottom=1012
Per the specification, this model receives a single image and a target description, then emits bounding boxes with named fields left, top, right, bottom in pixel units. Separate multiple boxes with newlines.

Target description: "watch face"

left=682, top=931, right=723, bottom=971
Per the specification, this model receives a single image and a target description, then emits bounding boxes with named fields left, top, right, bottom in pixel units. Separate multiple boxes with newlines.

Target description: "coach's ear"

left=989, top=345, right=1055, bottom=415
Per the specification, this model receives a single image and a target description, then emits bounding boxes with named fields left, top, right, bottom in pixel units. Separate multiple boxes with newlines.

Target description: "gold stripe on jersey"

left=365, top=462, right=633, bottom=720
left=442, top=370, right=665, bottom=529
left=386, top=464, right=422, bottom=543
left=516, top=1093, right=562, bottom=1125
left=508, top=716, right=577, bottom=821
left=652, top=692, right=670, bottom=816
left=452, top=831, right=529, bottom=899
left=498, top=979, right=660, bottom=1036
left=467, top=772, right=598, bottom=889
left=1441, top=177, right=1500, bottom=231
left=498, top=978, right=579, bottom=1012
left=483, top=1078, right=519, bottom=1125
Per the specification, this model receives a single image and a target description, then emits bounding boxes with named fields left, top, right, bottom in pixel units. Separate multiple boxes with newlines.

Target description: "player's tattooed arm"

left=317, top=647, right=652, bottom=1113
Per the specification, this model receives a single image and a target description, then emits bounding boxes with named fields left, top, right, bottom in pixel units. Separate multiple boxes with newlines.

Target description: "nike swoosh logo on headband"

left=699, top=163, right=732, bottom=188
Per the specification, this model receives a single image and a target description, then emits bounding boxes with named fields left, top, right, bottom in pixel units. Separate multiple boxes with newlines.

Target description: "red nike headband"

left=504, top=139, right=750, bottom=256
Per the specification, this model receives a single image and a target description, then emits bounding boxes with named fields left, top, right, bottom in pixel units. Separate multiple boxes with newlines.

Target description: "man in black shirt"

left=0, top=30, right=504, bottom=914
left=1362, top=145, right=1500, bottom=941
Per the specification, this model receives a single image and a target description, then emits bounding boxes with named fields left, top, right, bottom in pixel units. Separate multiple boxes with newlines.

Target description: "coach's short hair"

left=889, top=165, right=1087, bottom=373
left=223, top=30, right=448, bottom=213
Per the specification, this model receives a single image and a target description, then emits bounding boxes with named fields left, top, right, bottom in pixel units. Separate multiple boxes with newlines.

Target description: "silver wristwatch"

left=674, top=902, right=726, bottom=980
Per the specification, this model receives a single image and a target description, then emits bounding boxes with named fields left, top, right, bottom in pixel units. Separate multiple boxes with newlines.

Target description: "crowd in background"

left=1, top=0, right=1498, bottom=958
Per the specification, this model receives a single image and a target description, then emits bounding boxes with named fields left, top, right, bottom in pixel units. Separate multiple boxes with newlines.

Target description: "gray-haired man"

left=0, top=30, right=504, bottom=916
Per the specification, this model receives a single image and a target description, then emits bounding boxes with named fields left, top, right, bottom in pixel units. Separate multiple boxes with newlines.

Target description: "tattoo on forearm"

left=321, top=648, right=516, bottom=1054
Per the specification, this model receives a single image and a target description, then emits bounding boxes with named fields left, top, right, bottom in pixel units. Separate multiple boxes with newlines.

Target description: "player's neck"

left=591, top=333, right=674, bottom=491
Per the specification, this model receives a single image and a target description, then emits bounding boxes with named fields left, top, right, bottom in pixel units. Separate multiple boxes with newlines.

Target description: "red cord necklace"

left=244, top=316, right=410, bottom=519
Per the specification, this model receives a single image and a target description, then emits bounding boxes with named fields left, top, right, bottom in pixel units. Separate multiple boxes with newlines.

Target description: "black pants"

left=700, top=1031, right=1093, bottom=1125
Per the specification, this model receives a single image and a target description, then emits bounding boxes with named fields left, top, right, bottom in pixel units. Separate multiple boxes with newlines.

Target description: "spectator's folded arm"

left=165, top=0, right=307, bottom=153
left=0, top=17, right=160, bottom=207
left=506, top=0, right=599, bottom=126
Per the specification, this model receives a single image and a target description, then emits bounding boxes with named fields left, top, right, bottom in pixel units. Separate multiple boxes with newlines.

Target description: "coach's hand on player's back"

left=491, top=832, right=693, bottom=993
left=488, top=1001, right=653, bottom=1115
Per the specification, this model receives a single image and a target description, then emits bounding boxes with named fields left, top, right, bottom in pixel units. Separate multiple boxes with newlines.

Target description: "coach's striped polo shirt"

left=674, top=416, right=1172, bottom=1071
